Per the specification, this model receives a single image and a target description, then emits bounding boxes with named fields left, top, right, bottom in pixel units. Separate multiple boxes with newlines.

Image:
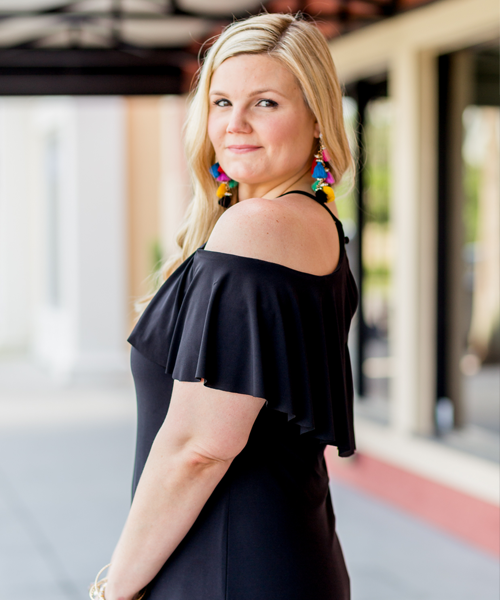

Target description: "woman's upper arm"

left=155, top=202, right=285, bottom=463
left=156, top=380, right=265, bottom=463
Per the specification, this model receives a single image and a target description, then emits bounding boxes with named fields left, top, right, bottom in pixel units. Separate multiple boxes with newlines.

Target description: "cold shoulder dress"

left=128, top=194, right=359, bottom=600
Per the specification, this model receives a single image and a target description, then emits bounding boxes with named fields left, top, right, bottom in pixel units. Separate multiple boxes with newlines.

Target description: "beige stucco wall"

left=125, top=97, right=162, bottom=330
left=125, top=96, right=191, bottom=331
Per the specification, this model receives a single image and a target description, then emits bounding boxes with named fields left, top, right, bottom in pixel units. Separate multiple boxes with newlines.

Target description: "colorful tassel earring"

left=210, top=162, right=238, bottom=208
left=310, top=134, right=335, bottom=204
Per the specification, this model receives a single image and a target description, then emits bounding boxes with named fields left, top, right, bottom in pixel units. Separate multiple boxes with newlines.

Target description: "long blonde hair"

left=156, top=13, right=353, bottom=289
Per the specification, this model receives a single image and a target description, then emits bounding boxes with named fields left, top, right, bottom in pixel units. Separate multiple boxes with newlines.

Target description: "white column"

left=0, top=99, right=35, bottom=352
left=33, top=97, right=128, bottom=381
left=389, top=48, right=440, bottom=436
left=389, top=48, right=421, bottom=433
left=74, top=97, right=128, bottom=376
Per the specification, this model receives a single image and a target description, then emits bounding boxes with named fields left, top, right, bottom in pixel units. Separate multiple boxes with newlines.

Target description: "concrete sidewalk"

left=0, top=361, right=498, bottom=600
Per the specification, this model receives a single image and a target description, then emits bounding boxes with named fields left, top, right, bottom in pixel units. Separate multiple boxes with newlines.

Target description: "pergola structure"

left=0, top=0, right=437, bottom=95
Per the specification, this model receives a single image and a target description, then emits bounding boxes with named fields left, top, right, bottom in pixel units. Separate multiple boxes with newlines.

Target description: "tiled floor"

left=0, top=363, right=498, bottom=600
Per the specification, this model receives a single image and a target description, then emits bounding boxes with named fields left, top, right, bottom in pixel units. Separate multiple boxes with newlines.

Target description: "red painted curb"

left=325, top=447, right=500, bottom=557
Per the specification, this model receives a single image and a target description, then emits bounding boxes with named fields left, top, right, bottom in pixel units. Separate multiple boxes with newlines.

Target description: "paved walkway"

left=0, top=360, right=498, bottom=600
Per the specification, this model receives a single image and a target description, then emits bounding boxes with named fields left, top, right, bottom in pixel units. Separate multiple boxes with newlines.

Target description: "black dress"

left=128, top=193, right=359, bottom=600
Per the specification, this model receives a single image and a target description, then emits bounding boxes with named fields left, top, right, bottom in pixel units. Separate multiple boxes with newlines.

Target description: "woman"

left=101, top=12, right=358, bottom=600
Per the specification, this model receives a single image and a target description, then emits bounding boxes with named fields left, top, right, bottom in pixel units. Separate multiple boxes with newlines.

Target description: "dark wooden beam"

left=0, top=48, right=186, bottom=95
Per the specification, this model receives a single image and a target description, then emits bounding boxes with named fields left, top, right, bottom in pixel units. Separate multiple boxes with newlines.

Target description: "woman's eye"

left=214, top=98, right=278, bottom=108
left=214, top=99, right=231, bottom=107
left=259, top=99, right=278, bottom=108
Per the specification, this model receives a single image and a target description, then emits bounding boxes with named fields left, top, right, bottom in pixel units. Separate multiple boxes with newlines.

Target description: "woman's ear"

left=313, top=121, right=321, bottom=138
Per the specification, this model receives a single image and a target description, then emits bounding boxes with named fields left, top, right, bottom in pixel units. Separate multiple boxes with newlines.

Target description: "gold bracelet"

left=89, top=564, right=147, bottom=600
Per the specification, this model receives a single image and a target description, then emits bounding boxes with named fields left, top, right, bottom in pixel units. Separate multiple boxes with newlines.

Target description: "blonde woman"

left=102, top=13, right=358, bottom=600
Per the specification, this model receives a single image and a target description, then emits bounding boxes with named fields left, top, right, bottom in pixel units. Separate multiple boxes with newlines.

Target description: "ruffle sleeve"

left=128, top=247, right=358, bottom=457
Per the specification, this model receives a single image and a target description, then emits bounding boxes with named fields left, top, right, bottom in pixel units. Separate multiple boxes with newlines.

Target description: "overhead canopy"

left=0, top=0, right=438, bottom=95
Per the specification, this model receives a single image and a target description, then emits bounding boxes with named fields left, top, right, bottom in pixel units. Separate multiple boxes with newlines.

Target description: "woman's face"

left=208, top=53, right=319, bottom=193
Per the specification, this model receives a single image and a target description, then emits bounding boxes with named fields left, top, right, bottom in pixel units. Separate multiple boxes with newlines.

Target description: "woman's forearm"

left=104, top=436, right=232, bottom=600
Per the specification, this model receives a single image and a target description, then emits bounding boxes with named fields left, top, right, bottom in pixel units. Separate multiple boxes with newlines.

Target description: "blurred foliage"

left=364, top=166, right=391, bottom=223
left=151, top=238, right=164, bottom=273
left=337, top=96, right=393, bottom=340
left=463, top=163, right=480, bottom=244
left=364, top=265, right=391, bottom=294
left=148, top=238, right=165, bottom=294
left=336, top=96, right=358, bottom=224
left=363, top=99, right=393, bottom=284
left=363, top=99, right=391, bottom=225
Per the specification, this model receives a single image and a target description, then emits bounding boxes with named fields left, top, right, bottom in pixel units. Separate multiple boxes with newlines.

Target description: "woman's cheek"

left=207, top=117, right=225, bottom=151
left=265, top=115, right=297, bottom=146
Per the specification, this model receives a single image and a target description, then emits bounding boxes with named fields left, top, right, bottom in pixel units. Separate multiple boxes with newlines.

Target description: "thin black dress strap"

left=278, top=190, right=349, bottom=244
left=278, top=190, right=317, bottom=201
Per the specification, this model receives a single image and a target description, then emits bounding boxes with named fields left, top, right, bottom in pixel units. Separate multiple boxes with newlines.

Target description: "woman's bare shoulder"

left=205, top=198, right=298, bottom=263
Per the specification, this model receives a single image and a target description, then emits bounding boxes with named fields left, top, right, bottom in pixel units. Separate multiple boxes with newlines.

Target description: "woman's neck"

left=237, top=167, right=313, bottom=202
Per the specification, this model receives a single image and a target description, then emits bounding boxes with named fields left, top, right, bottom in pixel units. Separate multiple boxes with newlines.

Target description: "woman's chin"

left=227, top=170, right=271, bottom=185
left=223, top=162, right=269, bottom=184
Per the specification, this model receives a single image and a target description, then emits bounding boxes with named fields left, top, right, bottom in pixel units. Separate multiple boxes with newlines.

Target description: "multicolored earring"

left=311, top=134, right=335, bottom=204
left=210, top=162, right=238, bottom=208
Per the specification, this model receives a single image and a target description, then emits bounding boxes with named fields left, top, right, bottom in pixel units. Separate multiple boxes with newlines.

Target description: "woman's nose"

left=226, top=108, right=252, bottom=134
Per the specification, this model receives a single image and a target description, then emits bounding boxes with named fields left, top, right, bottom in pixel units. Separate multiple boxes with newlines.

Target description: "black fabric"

left=130, top=349, right=351, bottom=600
left=128, top=203, right=358, bottom=456
left=127, top=197, right=358, bottom=599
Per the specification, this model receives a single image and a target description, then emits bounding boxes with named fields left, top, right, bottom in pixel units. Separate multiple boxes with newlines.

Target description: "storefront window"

left=360, top=98, right=393, bottom=409
left=437, top=46, right=499, bottom=460
left=461, top=105, right=500, bottom=437
left=339, top=95, right=394, bottom=422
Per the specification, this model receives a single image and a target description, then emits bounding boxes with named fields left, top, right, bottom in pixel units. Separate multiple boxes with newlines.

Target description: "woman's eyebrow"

left=209, top=88, right=286, bottom=97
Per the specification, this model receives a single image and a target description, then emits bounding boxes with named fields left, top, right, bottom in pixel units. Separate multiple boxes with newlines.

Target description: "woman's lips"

left=227, top=145, right=261, bottom=154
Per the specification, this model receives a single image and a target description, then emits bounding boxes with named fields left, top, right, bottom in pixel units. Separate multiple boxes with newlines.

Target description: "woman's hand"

left=104, top=379, right=265, bottom=597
